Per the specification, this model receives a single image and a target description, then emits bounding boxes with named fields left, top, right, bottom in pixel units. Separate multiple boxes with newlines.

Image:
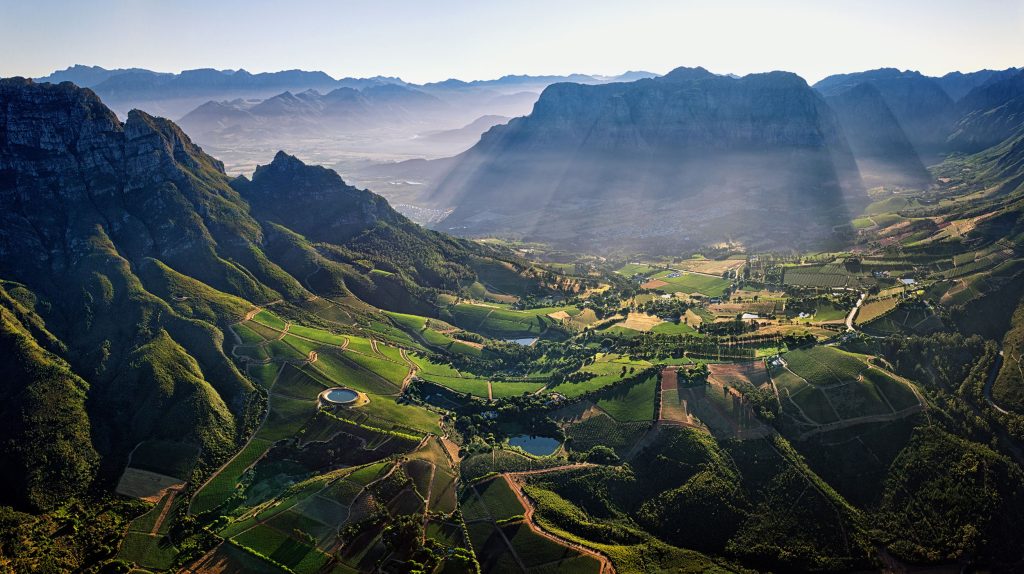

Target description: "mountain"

left=177, top=84, right=448, bottom=138
left=35, top=64, right=167, bottom=88
left=936, top=67, right=1021, bottom=101
left=824, top=83, right=931, bottom=188
left=0, top=78, right=260, bottom=510
left=33, top=67, right=347, bottom=118
left=428, top=67, right=865, bottom=251
left=0, top=77, right=536, bottom=513
left=947, top=70, right=1024, bottom=153
left=813, top=68, right=956, bottom=158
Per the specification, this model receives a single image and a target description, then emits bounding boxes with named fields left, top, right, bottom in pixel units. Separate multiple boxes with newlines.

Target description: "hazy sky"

left=2, top=0, right=1021, bottom=83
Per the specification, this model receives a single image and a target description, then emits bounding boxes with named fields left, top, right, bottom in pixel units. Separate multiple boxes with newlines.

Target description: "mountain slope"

left=0, top=78, right=265, bottom=507
left=813, top=69, right=956, bottom=157
left=947, top=70, right=1024, bottom=154
left=936, top=67, right=1021, bottom=101
left=430, top=67, right=865, bottom=251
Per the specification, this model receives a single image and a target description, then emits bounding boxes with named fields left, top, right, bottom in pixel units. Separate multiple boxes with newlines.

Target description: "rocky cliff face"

left=429, top=68, right=865, bottom=251
left=825, top=83, right=931, bottom=188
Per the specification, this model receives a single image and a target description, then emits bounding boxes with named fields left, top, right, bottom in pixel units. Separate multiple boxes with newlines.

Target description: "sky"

left=2, top=0, right=1022, bottom=84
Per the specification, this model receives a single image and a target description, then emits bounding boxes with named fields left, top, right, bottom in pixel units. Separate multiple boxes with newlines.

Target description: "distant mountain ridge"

left=35, top=65, right=660, bottom=119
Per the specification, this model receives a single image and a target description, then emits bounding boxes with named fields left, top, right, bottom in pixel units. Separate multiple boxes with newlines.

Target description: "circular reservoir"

left=322, top=387, right=359, bottom=405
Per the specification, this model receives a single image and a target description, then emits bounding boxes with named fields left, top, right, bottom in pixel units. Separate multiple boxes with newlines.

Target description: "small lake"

left=506, top=337, right=538, bottom=346
left=509, top=435, right=561, bottom=456
left=324, top=388, right=358, bottom=404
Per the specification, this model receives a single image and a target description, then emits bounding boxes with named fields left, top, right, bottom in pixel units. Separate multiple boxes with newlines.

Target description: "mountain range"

left=0, top=77, right=536, bottom=512
left=346, top=65, right=1022, bottom=251
left=37, top=65, right=657, bottom=119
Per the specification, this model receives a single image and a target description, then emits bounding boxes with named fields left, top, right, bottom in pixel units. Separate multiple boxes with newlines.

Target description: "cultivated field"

left=773, top=347, right=924, bottom=437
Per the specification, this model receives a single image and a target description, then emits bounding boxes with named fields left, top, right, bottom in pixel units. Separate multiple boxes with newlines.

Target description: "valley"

left=3, top=39, right=1024, bottom=574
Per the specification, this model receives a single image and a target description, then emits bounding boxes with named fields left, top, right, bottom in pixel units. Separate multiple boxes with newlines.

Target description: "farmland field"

left=288, top=324, right=348, bottom=346
left=547, top=354, right=652, bottom=398
left=672, top=380, right=772, bottom=439
left=650, top=320, right=698, bottom=335
left=782, top=263, right=873, bottom=289
left=594, top=375, right=657, bottom=422
left=856, top=297, right=899, bottom=325
left=231, top=524, right=331, bottom=574
left=566, top=412, right=650, bottom=455
left=473, top=476, right=525, bottom=521
left=443, top=303, right=554, bottom=337
left=252, top=309, right=287, bottom=331
left=785, top=347, right=869, bottom=386
left=191, top=438, right=273, bottom=514
left=777, top=347, right=922, bottom=431
left=646, top=270, right=731, bottom=297
left=615, top=262, right=662, bottom=277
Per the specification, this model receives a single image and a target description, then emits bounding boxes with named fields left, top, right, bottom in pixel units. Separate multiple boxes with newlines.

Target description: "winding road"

left=501, top=467, right=615, bottom=574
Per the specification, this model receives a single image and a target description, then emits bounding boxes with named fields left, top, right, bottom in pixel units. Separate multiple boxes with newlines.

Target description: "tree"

left=587, top=445, right=621, bottom=465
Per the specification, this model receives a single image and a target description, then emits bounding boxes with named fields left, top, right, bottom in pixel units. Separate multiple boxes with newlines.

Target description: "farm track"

left=150, top=486, right=184, bottom=535
left=397, top=349, right=419, bottom=393
left=797, top=405, right=925, bottom=440
left=502, top=471, right=615, bottom=574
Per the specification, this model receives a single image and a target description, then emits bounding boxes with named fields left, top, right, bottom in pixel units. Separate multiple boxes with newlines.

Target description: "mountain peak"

left=269, top=150, right=304, bottom=169
left=661, top=66, right=714, bottom=81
